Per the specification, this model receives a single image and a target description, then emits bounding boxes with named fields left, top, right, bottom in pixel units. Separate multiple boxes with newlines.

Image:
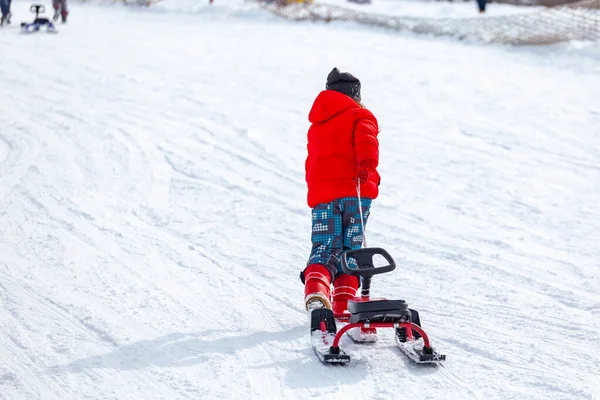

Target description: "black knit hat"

left=325, top=67, right=361, bottom=101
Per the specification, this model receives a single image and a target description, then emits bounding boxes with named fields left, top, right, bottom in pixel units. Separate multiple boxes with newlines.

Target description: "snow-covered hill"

left=319, top=0, right=542, bottom=17
left=1, top=1, right=599, bottom=399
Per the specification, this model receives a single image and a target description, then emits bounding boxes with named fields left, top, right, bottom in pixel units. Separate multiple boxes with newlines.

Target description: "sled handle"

left=340, top=247, right=396, bottom=277
left=30, top=4, right=45, bottom=14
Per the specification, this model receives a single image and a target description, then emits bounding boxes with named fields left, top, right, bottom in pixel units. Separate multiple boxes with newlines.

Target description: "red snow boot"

left=332, top=273, right=359, bottom=314
left=333, top=274, right=378, bottom=342
left=303, top=264, right=332, bottom=311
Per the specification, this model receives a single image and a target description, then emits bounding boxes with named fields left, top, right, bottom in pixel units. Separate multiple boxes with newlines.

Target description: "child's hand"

left=356, top=167, right=372, bottom=183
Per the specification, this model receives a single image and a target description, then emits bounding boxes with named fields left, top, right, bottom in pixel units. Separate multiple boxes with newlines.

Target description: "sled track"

left=0, top=277, right=170, bottom=400
left=0, top=128, right=40, bottom=203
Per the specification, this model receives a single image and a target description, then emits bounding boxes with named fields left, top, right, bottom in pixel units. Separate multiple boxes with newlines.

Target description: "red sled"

left=310, top=248, right=446, bottom=364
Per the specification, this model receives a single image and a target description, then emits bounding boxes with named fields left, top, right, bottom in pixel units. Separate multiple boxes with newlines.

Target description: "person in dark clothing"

left=477, top=0, right=487, bottom=13
left=0, top=0, right=11, bottom=25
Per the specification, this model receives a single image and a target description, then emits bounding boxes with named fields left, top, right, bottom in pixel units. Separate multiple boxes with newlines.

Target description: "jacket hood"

left=308, top=90, right=360, bottom=124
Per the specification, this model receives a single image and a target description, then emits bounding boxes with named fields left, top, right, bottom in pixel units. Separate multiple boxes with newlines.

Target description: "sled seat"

left=348, top=299, right=412, bottom=323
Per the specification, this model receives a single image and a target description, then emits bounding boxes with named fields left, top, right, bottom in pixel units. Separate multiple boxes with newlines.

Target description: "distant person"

left=53, top=0, right=68, bottom=23
left=0, top=0, right=11, bottom=25
left=301, top=67, right=381, bottom=338
left=477, top=0, right=487, bottom=12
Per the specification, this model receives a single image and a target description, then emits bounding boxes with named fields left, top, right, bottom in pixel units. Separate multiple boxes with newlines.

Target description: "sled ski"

left=309, top=247, right=446, bottom=365
left=395, top=332, right=446, bottom=363
left=310, top=308, right=350, bottom=364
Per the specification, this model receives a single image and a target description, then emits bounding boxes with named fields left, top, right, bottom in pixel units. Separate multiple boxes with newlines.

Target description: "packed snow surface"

left=1, top=0, right=599, bottom=399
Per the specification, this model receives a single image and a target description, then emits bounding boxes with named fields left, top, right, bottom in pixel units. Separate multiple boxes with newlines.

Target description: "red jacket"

left=305, top=90, right=380, bottom=208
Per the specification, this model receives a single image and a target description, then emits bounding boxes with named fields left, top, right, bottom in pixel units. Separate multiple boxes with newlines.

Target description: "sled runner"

left=310, top=247, right=446, bottom=364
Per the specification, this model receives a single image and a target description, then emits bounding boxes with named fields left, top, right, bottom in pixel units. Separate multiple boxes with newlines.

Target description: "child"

left=301, top=67, right=380, bottom=323
left=52, top=0, right=68, bottom=23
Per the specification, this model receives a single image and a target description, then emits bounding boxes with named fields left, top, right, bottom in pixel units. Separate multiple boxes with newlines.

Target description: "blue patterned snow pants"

left=307, top=197, right=372, bottom=280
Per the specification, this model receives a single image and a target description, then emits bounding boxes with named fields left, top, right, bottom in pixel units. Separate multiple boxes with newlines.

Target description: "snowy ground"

left=1, top=0, right=599, bottom=399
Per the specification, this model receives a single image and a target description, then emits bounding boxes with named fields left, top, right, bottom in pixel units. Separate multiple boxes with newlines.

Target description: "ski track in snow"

left=1, top=1, right=599, bottom=399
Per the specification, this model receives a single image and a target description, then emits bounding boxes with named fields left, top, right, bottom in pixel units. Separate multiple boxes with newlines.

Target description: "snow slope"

left=1, top=1, right=599, bottom=399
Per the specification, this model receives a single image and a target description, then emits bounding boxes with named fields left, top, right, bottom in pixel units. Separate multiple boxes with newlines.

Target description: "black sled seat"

left=348, top=299, right=411, bottom=324
left=341, top=248, right=412, bottom=323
